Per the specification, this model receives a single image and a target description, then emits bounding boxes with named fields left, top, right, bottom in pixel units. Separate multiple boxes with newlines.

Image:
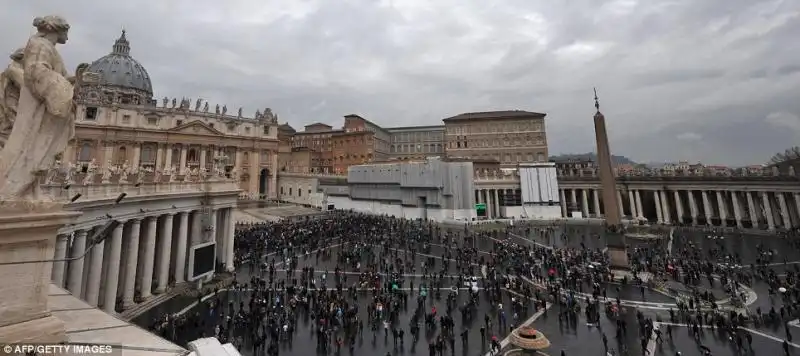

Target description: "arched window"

left=141, top=145, right=155, bottom=163
left=78, top=143, right=92, bottom=161
left=188, top=148, right=197, bottom=162
left=117, top=146, right=127, bottom=163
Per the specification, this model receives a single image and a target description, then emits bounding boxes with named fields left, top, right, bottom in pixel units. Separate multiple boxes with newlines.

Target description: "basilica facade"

left=65, top=31, right=280, bottom=198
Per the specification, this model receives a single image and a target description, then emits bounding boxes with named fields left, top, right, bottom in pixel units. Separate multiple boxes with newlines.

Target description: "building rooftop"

left=48, top=284, right=186, bottom=356
left=442, top=110, right=546, bottom=122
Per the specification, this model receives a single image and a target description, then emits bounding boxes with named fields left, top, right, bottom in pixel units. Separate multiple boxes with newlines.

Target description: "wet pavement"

left=129, top=222, right=800, bottom=356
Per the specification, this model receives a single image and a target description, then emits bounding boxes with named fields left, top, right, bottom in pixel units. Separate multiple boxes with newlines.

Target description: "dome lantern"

left=112, top=29, right=130, bottom=56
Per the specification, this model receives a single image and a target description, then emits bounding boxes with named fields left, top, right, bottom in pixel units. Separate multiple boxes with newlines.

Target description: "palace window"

left=176, top=120, right=183, bottom=126
left=122, top=115, right=131, bottom=124
left=117, top=146, right=127, bottom=163
left=147, top=117, right=158, bottom=125
left=84, top=107, right=98, bottom=120
left=78, top=143, right=92, bottom=161
left=263, top=125, right=270, bottom=135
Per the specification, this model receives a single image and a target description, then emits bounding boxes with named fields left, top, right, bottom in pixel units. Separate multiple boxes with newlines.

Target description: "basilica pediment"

left=168, top=120, right=225, bottom=136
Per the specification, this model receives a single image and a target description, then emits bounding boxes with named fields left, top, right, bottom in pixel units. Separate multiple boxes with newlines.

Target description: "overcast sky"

left=3, top=0, right=799, bottom=166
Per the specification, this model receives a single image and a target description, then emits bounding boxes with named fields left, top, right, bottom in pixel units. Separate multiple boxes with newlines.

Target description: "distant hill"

left=549, top=153, right=636, bottom=165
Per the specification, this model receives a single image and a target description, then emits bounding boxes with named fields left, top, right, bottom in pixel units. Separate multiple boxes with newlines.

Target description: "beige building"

left=443, top=110, right=548, bottom=167
left=387, top=125, right=445, bottom=161
left=65, top=31, right=280, bottom=198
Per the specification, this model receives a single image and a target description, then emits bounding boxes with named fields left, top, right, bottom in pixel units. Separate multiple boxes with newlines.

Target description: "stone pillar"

left=248, top=150, right=260, bottom=196
left=731, top=191, right=744, bottom=228
left=131, top=143, right=141, bottom=168
left=493, top=189, right=500, bottom=218
left=199, top=146, right=207, bottom=172
left=716, top=190, right=728, bottom=227
left=794, top=193, right=800, bottom=229
left=778, top=192, right=791, bottom=229
left=155, top=145, right=164, bottom=169
left=762, top=192, right=775, bottom=230
left=103, top=144, right=114, bottom=167
left=226, top=208, right=236, bottom=272
left=163, top=144, right=172, bottom=171
left=570, top=189, right=578, bottom=215
left=673, top=190, right=684, bottom=224
left=559, top=189, right=567, bottom=217
left=179, top=145, right=187, bottom=174
left=660, top=191, right=671, bottom=224
left=701, top=190, right=712, bottom=225
left=139, top=217, right=157, bottom=299
left=592, top=189, right=601, bottom=218
left=51, top=234, right=68, bottom=287
left=67, top=230, right=87, bottom=298
left=746, top=192, right=758, bottom=226
left=580, top=189, right=589, bottom=217
left=84, top=236, right=105, bottom=307
left=121, top=219, right=141, bottom=308
left=616, top=190, right=624, bottom=219
left=173, top=211, right=189, bottom=283
left=155, top=214, right=174, bottom=294
left=634, top=190, right=644, bottom=219
left=270, top=153, right=279, bottom=199
left=102, top=221, right=124, bottom=313
left=234, top=149, right=242, bottom=172
left=211, top=208, right=222, bottom=262
left=628, top=190, right=637, bottom=218
left=688, top=191, right=699, bottom=225
left=653, top=191, right=663, bottom=224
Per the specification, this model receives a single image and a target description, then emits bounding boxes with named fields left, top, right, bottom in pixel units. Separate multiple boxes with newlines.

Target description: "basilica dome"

left=81, top=30, right=153, bottom=105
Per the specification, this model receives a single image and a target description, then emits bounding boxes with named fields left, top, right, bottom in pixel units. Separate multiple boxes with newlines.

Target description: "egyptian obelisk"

left=593, top=89, right=628, bottom=267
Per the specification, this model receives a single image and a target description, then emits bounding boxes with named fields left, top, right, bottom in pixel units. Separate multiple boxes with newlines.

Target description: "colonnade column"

left=140, top=217, right=157, bottom=299
left=592, top=190, right=601, bottom=218
left=634, top=190, right=644, bottom=219
left=628, top=190, right=637, bottom=218
left=199, top=147, right=207, bottom=172
left=778, top=193, right=791, bottom=228
left=102, top=220, right=124, bottom=313
left=731, top=192, right=744, bottom=228
left=716, top=191, right=728, bottom=227
left=795, top=193, right=800, bottom=229
left=226, top=208, right=236, bottom=272
left=762, top=192, right=775, bottom=230
left=173, top=211, right=189, bottom=284
left=52, top=234, right=68, bottom=287
left=580, top=190, right=589, bottom=217
left=688, top=191, right=699, bottom=225
left=570, top=190, right=577, bottom=214
left=155, top=214, right=174, bottom=294
left=493, top=189, right=500, bottom=218
left=132, top=143, right=141, bottom=168
left=67, top=230, right=88, bottom=298
left=701, top=191, right=712, bottom=225
left=746, top=192, right=758, bottom=226
left=559, top=189, right=567, bottom=217
left=660, top=191, right=671, bottom=224
left=85, top=230, right=105, bottom=307
left=122, top=219, right=141, bottom=308
left=616, top=190, right=624, bottom=219
left=653, top=191, right=663, bottom=223
left=673, top=191, right=684, bottom=224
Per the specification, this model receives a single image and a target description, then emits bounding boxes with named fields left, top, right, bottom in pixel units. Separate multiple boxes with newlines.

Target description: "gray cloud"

left=2, top=0, right=799, bottom=166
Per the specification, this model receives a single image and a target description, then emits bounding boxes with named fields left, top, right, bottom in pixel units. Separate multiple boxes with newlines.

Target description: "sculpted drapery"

left=0, top=16, right=81, bottom=200
left=0, top=48, right=24, bottom=149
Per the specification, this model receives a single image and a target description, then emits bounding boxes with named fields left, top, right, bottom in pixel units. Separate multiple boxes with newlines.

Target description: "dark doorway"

left=419, top=197, right=427, bottom=220
left=259, top=168, right=269, bottom=198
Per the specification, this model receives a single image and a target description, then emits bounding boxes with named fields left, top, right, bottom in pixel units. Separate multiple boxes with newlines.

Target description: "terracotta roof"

left=443, top=110, right=546, bottom=122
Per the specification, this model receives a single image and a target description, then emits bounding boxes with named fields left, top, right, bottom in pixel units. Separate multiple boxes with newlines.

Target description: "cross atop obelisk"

left=592, top=88, right=628, bottom=267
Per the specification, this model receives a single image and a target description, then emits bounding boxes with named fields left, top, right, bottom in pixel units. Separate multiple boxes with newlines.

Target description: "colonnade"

left=50, top=207, right=236, bottom=313
left=560, top=188, right=800, bottom=230
left=475, top=188, right=521, bottom=219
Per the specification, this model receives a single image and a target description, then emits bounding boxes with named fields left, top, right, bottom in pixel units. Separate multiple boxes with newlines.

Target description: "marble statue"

left=0, top=16, right=99, bottom=201
left=119, top=160, right=130, bottom=183
left=64, top=163, right=77, bottom=185
left=237, top=107, right=242, bottom=118
left=0, top=48, right=25, bottom=150
left=215, top=104, right=220, bottom=114
left=171, top=97, right=176, bottom=108
left=263, top=108, right=278, bottom=123
left=101, top=161, right=113, bottom=183
left=82, top=158, right=97, bottom=185
left=222, top=105, right=227, bottom=115
left=203, top=101, right=209, bottom=112
left=162, top=96, right=168, bottom=107
left=135, top=166, right=145, bottom=183
left=255, top=109, right=261, bottom=119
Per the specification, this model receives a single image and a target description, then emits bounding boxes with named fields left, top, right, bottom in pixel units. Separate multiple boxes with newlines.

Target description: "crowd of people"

left=140, top=211, right=800, bottom=356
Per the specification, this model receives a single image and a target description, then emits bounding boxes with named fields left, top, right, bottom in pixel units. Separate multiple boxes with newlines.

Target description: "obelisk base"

left=0, top=201, right=81, bottom=343
left=605, top=230, right=629, bottom=269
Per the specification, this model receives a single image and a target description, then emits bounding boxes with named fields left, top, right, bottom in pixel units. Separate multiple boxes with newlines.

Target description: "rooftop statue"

left=203, top=101, right=209, bottom=112
left=0, top=16, right=97, bottom=201
left=162, top=96, right=168, bottom=107
left=171, top=97, right=176, bottom=108
left=237, top=107, right=242, bottom=118
left=0, top=48, right=24, bottom=150
left=215, top=104, right=220, bottom=114
left=195, top=98, right=202, bottom=112
left=222, top=105, right=227, bottom=115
